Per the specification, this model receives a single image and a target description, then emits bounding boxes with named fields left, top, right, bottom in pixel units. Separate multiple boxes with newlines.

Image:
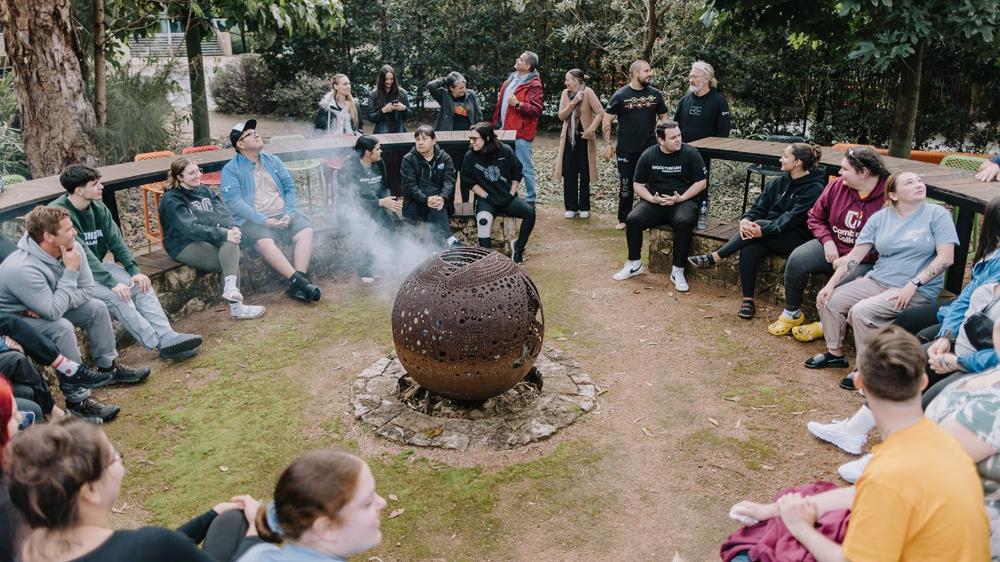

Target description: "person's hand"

left=976, top=161, right=1000, bottom=182
left=280, top=215, right=292, bottom=228
left=20, top=310, right=39, bottom=319
left=603, top=143, right=614, bottom=161
left=427, top=195, right=444, bottom=210
left=570, top=94, right=583, bottom=106
left=507, top=94, right=519, bottom=108
left=930, top=353, right=959, bottom=375
left=777, top=493, right=818, bottom=534
left=212, top=501, right=242, bottom=514
left=730, top=500, right=778, bottom=523
left=3, top=336, right=23, bottom=353
left=393, top=101, right=405, bottom=111
left=738, top=219, right=756, bottom=240
left=381, top=103, right=394, bottom=114
left=927, top=337, right=952, bottom=358
left=226, top=228, right=242, bottom=244
left=832, top=255, right=851, bottom=271
left=816, top=285, right=834, bottom=310
left=884, top=282, right=918, bottom=311
left=379, top=196, right=403, bottom=214
left=60, top=244, right=80, bottom=272
left=823, top=241, right=840, bottom=264
left=131, top=273, right=152, bottom=293
left=265, top=217, right=283, bottom=229
left=228, top=495, right=261, bottom=526
left=112, top=282, right=132, bottom=302
left=748, top=223, right=763, bottom=239
left=581, top=130, right=595, bottom=140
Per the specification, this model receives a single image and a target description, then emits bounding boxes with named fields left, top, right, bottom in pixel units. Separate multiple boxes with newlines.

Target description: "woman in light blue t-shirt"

left=804, top=171, right=959, bottom=388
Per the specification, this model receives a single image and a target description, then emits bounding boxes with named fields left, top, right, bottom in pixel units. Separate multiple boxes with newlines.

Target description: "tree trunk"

left=185, top=20, right=211, bottom=146
left=888, top=41, right=924, bottom=158
left=93, top=0, right=107, bottom=128
left=641, top=0, right=657, bottom=63
left=0, top=0, right=98, bottom=177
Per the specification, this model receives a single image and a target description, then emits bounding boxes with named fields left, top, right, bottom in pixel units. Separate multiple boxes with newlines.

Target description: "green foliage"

left=269, top=72, right=329, bottom=118
left=210, top=54, right=277, bottom=115
left=0, top=72, right=29, bottom=178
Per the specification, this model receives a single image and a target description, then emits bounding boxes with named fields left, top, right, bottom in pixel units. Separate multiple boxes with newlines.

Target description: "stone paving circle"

left=351, top=345, right=595, bottom=450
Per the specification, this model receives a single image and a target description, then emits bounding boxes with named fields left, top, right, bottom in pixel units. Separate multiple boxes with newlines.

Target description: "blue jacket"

left=937, top=249, right=1000, bottom=340
left=220, top=152, right=299, bottom=226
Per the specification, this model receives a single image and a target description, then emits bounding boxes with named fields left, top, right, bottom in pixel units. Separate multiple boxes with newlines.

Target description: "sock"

left=223, top=275, right=238, bottom=294
left=671, top=265, right=685, bottom=276
left=782, top=309, right=802, bottom=319
left=844, top=405, right=876, bottom=435
left=478, top=237, right=491, bottom=248
left=230, top=302, right=243, bottom=313
left=446, top=236, right=457, bottom=246
left=52, top=355, right=80, bottom=376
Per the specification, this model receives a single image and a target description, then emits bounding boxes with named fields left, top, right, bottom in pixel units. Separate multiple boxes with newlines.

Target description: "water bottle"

left=697, top=199, right=708, bottom=230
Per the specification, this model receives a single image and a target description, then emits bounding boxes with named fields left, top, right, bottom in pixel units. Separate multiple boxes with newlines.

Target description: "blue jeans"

left=514, top=139, right=537, bottom=203
left=92, top=262, right=175, bottom=350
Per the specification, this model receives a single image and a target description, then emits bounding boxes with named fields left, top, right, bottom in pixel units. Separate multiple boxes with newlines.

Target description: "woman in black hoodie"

left=159, top=158, right=265, bottom=319
left=689, top=143, right=826, bottom=319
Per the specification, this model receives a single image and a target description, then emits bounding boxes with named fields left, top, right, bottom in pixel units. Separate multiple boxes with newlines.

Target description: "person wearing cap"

left=221, top=119, right=321, bottom=302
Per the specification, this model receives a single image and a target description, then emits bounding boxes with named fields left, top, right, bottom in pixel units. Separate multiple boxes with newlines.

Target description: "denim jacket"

left=938, top=249, right=1000, bottom=340
left=220, top=152, right=299, bottom=225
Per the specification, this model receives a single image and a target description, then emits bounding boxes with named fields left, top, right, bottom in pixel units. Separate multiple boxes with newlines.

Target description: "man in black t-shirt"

left=673, top=61, right=731, bottom=143
left=612, top=121, right=707, bottom=292
left=603, top=60, right=669, bottom=228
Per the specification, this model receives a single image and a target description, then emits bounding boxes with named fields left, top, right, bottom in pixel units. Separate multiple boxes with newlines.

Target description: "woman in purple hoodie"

left=766, top=147, right=890, bottom=339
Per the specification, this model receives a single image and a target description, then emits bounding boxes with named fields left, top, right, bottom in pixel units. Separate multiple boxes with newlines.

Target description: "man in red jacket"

left=493, top=51, right=544, bottom=205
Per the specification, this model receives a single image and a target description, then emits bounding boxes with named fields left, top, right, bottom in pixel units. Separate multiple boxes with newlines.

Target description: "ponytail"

left=789, top=142, right=822, bottom=172
left=255, top=500, right=284, bottom=544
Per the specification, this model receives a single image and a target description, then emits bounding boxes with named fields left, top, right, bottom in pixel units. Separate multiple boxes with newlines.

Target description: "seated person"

left=461, top=122, right=534, bottom=263
left=977, top=154, right=1000, bottom=182
left=237, top=449, right=387, bottom=562
left=400, top=125, right=462, bottom=248
left=729, top=326, right=990, bottom=561
left=805, top=172, right=958, bottom=391
left=689, top=143, right=826, bottom=318
left=53, top=164, right=203, bottom=360
left=338, top=135, right=402, bottom=283
left=0, top=207, right=150, bottom=422
left=159, top=157, right=265, bottom=320
left=221, top=119, right=320, bottom=302
left=6, top=417, right=262, bottom=562
left=611, top=120, right=706, bottom=292
left=1, top=378, right=25, bottom=562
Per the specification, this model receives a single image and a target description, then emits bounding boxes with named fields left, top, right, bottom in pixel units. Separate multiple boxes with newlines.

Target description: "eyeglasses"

left=238, top=131, right=260, bottom=142
left=468, top=135, right=482, bottom=141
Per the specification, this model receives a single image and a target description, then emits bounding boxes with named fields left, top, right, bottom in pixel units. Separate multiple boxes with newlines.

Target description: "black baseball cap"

left=229, top=119, right=258, bottom=152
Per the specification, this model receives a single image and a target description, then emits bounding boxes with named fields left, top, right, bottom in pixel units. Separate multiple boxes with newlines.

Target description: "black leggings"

left=895, top=301, right=949, bottom=343
left=715, top=225, right=811, bottom=299
left=616, top=151, right=644, bottom=223
left=475, top=197, right=536, bottom=250
left=563, top=136, right=590, bottom=212
left=625, top=200, right=699, bottom=267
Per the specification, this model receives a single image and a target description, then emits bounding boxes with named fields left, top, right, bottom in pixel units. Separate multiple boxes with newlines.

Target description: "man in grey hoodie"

left=0, top=207, right=149, bottom=422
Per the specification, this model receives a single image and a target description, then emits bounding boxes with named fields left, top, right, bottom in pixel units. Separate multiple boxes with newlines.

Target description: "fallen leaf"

left=218, top=465, right=229, bottom=472
left=388, top=494, right=399, bottom=502
left=723, top=395, right=742, bottom=402
left=388, top=508, right=405, bottom=519
left=734, top=418, right=742, bottom=429
left=424, top=427, right=444, bottom=438
left=111, top=502, right=130, bottom=514
left=641, top=427, right=653, bottom=437
left=708, top=418, right=720, bottom=427
left=632, top=416, right=646, bottom=424
left=761, top=464, right=775, bottom=471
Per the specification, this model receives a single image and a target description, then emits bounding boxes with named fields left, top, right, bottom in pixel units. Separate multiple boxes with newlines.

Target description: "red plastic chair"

left=135, top=150, right=176, bottom=244
left=181, top=145, right=222, bottom=186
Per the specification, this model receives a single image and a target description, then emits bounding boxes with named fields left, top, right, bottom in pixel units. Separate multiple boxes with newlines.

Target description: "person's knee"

left=294, top=227, right=314, bottom=242
left=476, top=211, right=494, bottom=239
left=255, top=238, right=277, bottom=252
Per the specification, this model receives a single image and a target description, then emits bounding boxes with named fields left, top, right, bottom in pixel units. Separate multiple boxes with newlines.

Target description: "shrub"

left=210, top=54, right=276, bottom=115
left=269, top=72, right=330, bottom=118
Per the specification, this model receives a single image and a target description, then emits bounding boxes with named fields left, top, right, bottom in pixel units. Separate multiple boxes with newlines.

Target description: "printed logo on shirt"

left=81, top=230, right=103, bottom=247
left=437, top=163, right=445, bottom=170
left=191, top=198, right=215, bottom=214
left=831, top=225, right=858, bottom=245
left=623, top=95, right=660, bottom=110
left=652, top=165, right=684, bottom=174
left=454, top=105, right=469, bottom=117
left=688, top=106, right=702, bottom=116
left=902, top=228, right=930, bottom=242
left=844, top=210, right=862, bottom=230
left=475, top=163, right=506, bottom=183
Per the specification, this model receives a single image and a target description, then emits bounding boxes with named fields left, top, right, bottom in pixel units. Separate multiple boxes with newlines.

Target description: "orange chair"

left=136, top=150, right=176, bottom=245
left=181, top=145, right=223, bottom=186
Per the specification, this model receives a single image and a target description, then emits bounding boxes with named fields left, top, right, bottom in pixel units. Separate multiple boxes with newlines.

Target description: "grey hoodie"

left=0, top=233, right=95, bottom=320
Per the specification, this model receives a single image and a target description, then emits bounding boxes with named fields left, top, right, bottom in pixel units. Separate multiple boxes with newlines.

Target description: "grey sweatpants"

left=783, top=239, right=873, bottom=312
left=176, top=241, right=241, bottom=282
left=92, top=262, right=173, bottom=350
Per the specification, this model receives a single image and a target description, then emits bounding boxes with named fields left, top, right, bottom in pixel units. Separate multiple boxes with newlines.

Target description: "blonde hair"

left=167, top=157, right=197, bottom=190
left=691, top=61, right=718, bottom=88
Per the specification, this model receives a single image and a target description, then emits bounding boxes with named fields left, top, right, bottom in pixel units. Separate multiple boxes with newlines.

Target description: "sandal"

left=804, top=352, right=849, bottom=369
left=792, top=321, right=824, bottom=342
left=688, top=253, right=716, bottom=269
left=738, top=299, right=756, bottom=320
left=767, top=313, right=805, bottom=336
left=840, top=370, right=858, bottom=391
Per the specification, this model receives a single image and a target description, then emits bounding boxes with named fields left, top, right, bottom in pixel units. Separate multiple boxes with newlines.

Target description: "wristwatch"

left=909, top=277, right=924, bottom=287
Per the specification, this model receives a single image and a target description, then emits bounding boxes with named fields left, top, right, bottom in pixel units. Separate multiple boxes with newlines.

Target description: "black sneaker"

left=96, top=361, right=151, bottom=387
left=288, top=273, right=321, bottom=302
left=68, top=364, right=113, bottom=387
left=159, top=333, right=204, bottom=360
left=510, top=240, right=524, bottom=264
left=67, top=397, right=120, bottom=422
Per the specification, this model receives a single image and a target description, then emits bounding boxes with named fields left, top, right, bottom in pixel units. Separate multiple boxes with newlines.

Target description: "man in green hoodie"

left=52, top=164, right=203, bottom=360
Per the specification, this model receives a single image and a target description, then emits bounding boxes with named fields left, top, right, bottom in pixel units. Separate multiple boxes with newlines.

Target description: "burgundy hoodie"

left=807, top=176, right=887, bottom=263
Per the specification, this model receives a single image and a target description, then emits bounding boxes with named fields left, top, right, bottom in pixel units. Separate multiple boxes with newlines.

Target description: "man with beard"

left=672, top=60, right=731, bottom=143
left=603, top=60, right=670, bottom=229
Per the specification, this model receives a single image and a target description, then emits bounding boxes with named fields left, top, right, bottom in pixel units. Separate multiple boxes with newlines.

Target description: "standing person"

left=492, top=51, right=544, bottom=206
left=805, top=172, right=959, bottom=389
left=366, top=65, right=411, bottom=196
left=314, top=74, right=362, bottom=137
left=612, top=121, right=706, bottom=292
left=52, top=164, right=204, bottom=360
left=766, top=147, right=890, bottom=339
left=338, top=135, right=402, bottom=283
left=688, top=143, right=825, bottom=318
left=462, top=122, right=535, bottom=263
left=555, top=69, right=604, bottom=220
left=159, top=158, right=266, bottom=320
left=235, top=449, right=387, bottom=562
left=400, top=126, right=462, bottom=248
left=221, top=119, right=321, bottom=303
left=672, top=61, right=731, bottom=143
left=426, top=71, right=483, bottom=203
left=602, top=60, right=670, bottom=229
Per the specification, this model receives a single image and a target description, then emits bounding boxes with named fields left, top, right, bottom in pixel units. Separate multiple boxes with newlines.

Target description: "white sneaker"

left=231, top=303, right=265, bottom=319
left=838, top=453, right=872, bottom=483
left=613, top=261, right=643, bottom=281
left=222, top=287, right=244, bottom=303
left=807, top=419, right=867, bottom=455
left=564, top=211, right=577, bottom=219
left=579, top=211, right=590, bottom=219
left=615, top=222, right=627, bottom=230
left=670, top=270, right=689, bottom=292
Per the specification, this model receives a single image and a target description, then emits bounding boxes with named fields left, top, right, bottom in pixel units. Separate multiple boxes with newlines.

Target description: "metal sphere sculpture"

left=391, top=247, right=545, bottom=401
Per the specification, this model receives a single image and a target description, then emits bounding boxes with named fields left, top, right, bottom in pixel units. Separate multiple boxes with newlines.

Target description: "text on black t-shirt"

left=633, top=144, right=707, bottom=196
left=605, top=85, right=669, bottom=154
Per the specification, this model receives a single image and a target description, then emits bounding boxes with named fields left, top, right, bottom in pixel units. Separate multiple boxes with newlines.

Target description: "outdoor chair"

left=269, top=134, right=325, bottom=214
left=940, top=154, right=987, bottom=173
left=136, top=150, right=176, bottom=246
left=180, top=144, right=223, bottom=187
left=742, top=135, right=804, bottom=213
left=1, top=174, right=27, bottom=193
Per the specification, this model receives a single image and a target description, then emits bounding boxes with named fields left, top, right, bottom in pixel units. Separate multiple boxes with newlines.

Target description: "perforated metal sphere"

left=391, top=247, right=545, bottom=401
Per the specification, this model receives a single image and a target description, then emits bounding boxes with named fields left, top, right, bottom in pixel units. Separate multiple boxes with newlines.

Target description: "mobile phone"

left=18, top=411, right=35, bottom=431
